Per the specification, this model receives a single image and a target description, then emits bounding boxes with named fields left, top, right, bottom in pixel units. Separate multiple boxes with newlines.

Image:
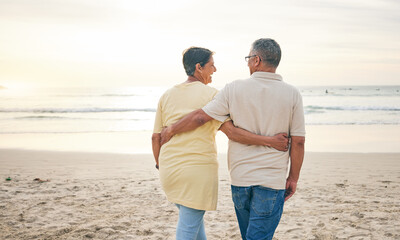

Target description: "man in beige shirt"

left=161, top=38, right=305, bottom=240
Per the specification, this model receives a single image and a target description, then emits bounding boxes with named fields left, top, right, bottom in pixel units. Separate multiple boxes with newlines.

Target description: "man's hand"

left=270, top=133, right=290, bottom=151
left=160, top=126, right=173, bottom=146
left=284, top=178, right=297, bottom=201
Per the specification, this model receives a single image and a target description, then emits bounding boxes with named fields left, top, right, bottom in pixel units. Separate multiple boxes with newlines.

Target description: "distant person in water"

left=151, top=46, right=289, bottom=240
left=161, top=38, right=305, bottom=240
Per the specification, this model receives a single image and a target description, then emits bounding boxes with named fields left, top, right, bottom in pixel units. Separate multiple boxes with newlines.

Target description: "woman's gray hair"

left=182, top=47, right=213, bottom=76
left=251, top=38, right=281, bottom=68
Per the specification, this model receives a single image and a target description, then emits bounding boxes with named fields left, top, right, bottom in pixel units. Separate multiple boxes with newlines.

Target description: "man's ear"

left=195, top=63, right=202, bottom=72
left=255, top=56, right=262, bottom=66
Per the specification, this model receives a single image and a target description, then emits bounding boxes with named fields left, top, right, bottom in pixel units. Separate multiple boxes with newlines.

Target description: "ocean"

left=0, top=85, right=399, bottom=135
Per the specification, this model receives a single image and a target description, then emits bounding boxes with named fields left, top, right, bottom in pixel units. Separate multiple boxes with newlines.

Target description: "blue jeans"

left=231, top=185, right=285, bottom=240
left=175, top=204, right=207, bottom=240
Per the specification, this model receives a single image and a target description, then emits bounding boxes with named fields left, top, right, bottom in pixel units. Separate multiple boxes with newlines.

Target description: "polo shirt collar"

left=251, top=71, right=282, bottom=81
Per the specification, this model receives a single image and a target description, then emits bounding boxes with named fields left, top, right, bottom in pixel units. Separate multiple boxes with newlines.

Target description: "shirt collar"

left=250, top=71, right=282, bottom=81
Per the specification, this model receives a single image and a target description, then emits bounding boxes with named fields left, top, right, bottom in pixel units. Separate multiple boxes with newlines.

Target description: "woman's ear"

left=195, top=63, right=202, bottom=73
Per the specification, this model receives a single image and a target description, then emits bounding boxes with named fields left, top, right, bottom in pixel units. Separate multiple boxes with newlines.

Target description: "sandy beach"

left=1, top=149, right=399, bottom=239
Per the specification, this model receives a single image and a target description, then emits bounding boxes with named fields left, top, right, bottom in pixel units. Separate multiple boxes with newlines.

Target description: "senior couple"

left=151, top=38, right=305, bottom=240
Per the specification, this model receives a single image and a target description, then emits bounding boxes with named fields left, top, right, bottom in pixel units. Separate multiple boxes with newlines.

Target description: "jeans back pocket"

left=251, top=186, right=280, bottom=216
left=231, top=186, right=251, bottom=210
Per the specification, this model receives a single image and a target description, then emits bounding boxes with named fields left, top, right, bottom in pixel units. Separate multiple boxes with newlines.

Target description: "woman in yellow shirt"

left=152, top=47, right=288, bottom=240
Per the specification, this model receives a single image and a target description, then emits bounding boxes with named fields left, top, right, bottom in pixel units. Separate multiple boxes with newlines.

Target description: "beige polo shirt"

left=202, top=71, right=305, bottom=189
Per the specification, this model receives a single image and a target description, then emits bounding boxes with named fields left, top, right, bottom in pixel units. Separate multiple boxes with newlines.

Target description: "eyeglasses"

left=245, top=55, right=258, bottom=62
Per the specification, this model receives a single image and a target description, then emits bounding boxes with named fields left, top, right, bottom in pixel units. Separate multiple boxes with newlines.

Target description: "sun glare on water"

left=0, top=81, right=37, bottom=96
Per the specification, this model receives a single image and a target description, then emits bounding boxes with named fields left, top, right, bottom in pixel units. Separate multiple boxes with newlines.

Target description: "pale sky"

left=1, top=0, right=399, bottom=89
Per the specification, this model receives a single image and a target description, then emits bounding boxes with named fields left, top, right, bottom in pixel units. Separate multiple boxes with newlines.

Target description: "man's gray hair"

left=251, top=38, right=281, bottom=68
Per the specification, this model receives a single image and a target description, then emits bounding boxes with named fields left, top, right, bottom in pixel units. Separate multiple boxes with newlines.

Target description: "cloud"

left=0, top=0, right=118, bottom=24
left=1, top=0, right=399, bottom=86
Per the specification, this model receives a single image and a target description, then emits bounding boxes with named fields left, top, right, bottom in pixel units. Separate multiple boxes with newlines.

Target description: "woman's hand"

left=270, top=133, right=290, bottom=151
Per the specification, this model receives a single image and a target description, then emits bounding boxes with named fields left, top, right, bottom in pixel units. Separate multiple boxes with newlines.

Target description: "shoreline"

left=0, top=125, right=400, bottom=154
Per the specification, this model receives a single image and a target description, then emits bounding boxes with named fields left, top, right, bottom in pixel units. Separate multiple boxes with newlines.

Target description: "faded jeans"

left=175, top=204, right=207, bottom=240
